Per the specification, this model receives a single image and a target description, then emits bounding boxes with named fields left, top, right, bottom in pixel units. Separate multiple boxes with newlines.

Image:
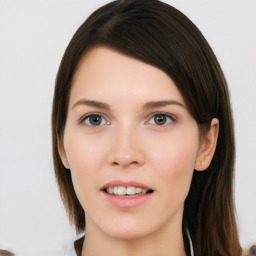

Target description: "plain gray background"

left=0, top=0, right=255, bottom=255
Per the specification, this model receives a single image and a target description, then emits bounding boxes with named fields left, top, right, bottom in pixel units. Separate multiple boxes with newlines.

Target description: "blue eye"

left=82, top=114, right=108, bottom=126
left=148, top=114, right=173, bottom=126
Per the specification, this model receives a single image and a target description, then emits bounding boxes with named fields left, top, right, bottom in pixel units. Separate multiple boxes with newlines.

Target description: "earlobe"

left=57, top=139, right=70, bottom=169
left=195, top=118, right=219, bottom=171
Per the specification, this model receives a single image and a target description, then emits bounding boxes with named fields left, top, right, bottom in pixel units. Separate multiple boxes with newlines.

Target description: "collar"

left=185, top=228, right=194, bottom=256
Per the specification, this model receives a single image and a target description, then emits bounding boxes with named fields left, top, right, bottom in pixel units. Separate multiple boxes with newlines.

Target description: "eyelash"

left=80, top=112, right=176, bottom=127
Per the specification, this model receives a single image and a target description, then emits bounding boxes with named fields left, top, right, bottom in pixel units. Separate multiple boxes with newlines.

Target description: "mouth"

left=103, top=186, right=154, bottom=197
left=101, top=181, right=154, bottom=208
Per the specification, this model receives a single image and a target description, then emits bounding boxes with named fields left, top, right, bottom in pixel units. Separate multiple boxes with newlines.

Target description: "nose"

left=107, top=126, right=145, bottom=168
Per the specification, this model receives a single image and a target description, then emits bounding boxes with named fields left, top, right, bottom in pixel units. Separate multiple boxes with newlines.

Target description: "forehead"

left=70, top=47, right=185, bottom=106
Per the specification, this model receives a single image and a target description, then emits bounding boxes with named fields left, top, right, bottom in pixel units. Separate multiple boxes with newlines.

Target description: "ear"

left=194, top=118, right=219, bottom=171
left=57, top=139, right=70, bottom=169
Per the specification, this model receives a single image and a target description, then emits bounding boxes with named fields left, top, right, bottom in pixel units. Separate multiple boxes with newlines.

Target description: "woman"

left=52, top=0, right=242, bottom=255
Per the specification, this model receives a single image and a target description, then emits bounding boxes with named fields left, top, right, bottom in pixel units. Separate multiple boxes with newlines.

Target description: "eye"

left=148, top=113, right=174, bottom=126
left=82, top=114, right=108, bottom=126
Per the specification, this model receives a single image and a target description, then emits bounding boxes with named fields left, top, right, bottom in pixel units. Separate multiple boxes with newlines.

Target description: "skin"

left=59, top=47, right=219, bottom=256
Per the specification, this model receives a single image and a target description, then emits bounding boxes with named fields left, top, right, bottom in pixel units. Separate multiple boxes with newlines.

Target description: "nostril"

left=111, top=160, right=139, bottom=166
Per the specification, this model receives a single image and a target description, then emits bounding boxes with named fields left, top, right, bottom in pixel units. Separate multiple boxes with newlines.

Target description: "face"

left=60, top=47, right=205, bottom=240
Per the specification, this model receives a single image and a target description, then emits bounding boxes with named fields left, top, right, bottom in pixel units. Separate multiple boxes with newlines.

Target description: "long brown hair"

left=52, top=0, right=242, bottom=255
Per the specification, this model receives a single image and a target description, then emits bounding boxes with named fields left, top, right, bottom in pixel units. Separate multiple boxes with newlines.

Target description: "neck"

left=82, top=214, right=186, bottom=256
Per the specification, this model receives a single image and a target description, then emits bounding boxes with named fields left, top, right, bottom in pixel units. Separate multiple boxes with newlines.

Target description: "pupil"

left=90, top=115, right=101, bottom=125
left=154, top=115, right=166, bottom=125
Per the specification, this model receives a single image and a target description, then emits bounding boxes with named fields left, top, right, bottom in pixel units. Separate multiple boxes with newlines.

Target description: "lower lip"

left=102, top=191, right=153, bottom=209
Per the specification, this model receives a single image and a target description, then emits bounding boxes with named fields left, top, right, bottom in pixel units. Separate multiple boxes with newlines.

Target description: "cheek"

left=148, top=130, right=199, bottom=186
left=65, top=134, right=106, bottom=170
left=63, top=134, right=107, bottom=197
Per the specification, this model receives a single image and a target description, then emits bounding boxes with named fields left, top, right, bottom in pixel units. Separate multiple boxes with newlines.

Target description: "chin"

left=107, top=229, right=149, bottom=241
left=102, top=220, right=154, bottom=241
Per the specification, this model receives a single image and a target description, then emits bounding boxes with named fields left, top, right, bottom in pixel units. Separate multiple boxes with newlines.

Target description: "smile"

left=105, top=186, right=153, bottom=197
left=101, top=181, right=154, bottom=208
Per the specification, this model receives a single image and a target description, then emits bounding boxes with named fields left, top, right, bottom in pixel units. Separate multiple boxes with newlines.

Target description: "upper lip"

left=101, top=180, right=152, bottom=190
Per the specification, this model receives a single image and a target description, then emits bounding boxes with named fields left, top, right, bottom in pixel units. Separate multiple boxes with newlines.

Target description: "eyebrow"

left=72, top=99, right=110, bottom=110
left=71, top=99, right=185, bottom=111
left=142, top=100, right=186, bottom=110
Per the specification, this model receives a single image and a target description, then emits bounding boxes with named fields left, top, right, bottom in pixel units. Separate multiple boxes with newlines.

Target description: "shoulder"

left=43, top=242, right=76, bottom=256
left=61, top=241, right=77, bottom=256
left=45, top=241, right=76, bottom=256
left=60, top=232, right=85, bottom=256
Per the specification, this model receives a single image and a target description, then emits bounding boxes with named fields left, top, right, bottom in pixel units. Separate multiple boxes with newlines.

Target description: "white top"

left=58, top=230, right=194, bottom=256
left=60, top=241, right=76, bottom=256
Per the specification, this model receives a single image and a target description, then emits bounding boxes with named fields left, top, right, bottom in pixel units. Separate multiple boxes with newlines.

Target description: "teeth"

left=108, top=187, right=114, bottom=194
left=117, top=186, right=126, bottom=195
left=135, top=187, right=142, bottom=193
left=106, top=186, right=151, bottom=196
left=126, top=186, right=136, bottom=195
left=142, top=188, right=147, bottom=194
